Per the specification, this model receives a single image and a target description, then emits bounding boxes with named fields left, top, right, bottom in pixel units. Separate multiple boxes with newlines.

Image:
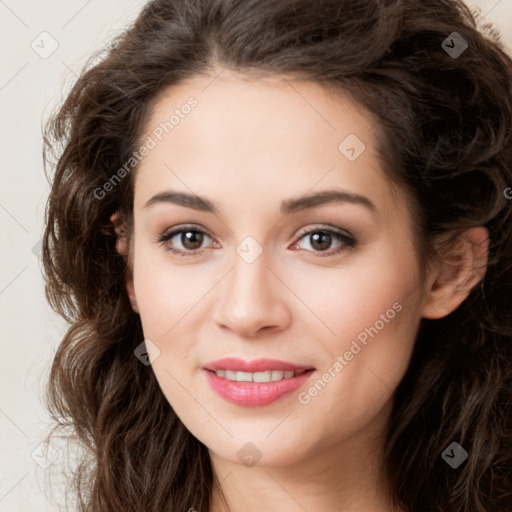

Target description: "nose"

left=213, top=252, right=292, bottom=339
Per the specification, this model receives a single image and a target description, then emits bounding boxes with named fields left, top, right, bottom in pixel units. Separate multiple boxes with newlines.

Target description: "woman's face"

left=128, top=71, right=431, bottom=467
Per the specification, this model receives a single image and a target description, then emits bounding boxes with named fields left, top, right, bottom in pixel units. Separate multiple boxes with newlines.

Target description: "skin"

left=113, top=69, right=488, bottom=512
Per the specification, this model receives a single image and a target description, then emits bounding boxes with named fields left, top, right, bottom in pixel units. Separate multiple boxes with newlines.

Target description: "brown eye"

left=308, top=232, right=333, bottom=251
left=157, top=225, right=216, bottom=256
left=291, top=226, right=356, bottom=257
left=179, top=230, right=205, bottom=250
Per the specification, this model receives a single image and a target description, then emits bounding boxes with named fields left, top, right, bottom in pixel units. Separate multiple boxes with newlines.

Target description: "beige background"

left=1, top=0, right=511, bottom=510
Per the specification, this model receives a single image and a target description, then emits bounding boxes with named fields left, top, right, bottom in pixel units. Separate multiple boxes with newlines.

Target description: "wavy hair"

left=42, top=0, right=512, bottom=510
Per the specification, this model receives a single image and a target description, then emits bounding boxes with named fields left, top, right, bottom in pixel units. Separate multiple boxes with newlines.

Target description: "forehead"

left=141, top=70, right=378, bottom=154
left=133, top=71, right=399, bottom=218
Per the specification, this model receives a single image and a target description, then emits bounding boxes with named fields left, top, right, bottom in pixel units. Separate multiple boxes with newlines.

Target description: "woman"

left=41, top=0, right=512, bottom=510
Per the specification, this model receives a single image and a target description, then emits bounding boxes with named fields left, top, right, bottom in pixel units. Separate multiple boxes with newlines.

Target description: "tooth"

left=225, top=370, right=237, bottom=380
left=215, top=369, right=299, bottom=382
left=253, top=371, right=271, bottom=382
left=236, top=371, right=253, bottom=382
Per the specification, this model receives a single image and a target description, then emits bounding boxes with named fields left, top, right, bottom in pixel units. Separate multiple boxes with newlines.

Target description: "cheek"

left=131, top=250, right=204, bottom=409
left=291, top=246, right=419, bottom=340
left=132, top=245, right=216, bottom=337
left=308, top=303, right=418, bottom=449
left=292, top=247, right=422, bottom=395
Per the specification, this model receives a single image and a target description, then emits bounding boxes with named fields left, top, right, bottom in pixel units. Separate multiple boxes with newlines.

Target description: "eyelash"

left=156, top=224, right=357, bottom=258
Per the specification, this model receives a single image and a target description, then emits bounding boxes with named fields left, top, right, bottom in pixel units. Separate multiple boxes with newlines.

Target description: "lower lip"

left=204, top=369, right=315, bottom=407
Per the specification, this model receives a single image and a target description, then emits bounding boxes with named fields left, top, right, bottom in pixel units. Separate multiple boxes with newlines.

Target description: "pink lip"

left=203, top=358, right=316, bottom=407
left=203, top=357, right=314, bottom=373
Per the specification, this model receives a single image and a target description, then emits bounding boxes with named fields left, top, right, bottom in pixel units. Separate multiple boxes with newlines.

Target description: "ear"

left=421, top=227, right=489, bottom=319
left=110, top=211, right=139, bottom=314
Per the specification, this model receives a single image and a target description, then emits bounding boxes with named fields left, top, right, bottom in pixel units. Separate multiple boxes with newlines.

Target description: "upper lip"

left=203, top=357, right=315, bottom=373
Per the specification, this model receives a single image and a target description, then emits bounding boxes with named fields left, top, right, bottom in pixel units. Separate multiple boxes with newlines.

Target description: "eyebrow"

left=144, top=189, right=377, bottom=215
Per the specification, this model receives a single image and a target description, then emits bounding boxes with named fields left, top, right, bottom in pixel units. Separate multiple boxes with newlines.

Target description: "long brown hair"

left=42, top=0, right=512, bottom=510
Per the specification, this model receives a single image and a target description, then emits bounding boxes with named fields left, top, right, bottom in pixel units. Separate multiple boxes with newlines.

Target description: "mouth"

left=203, top=357, right=315, bottom=374
left=203, top=358, right=316, bottom=406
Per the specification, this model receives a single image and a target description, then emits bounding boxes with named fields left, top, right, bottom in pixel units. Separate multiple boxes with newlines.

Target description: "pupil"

left=182, top=231, right=203, bottom=250
left=311, top=232, right=331, bottom=251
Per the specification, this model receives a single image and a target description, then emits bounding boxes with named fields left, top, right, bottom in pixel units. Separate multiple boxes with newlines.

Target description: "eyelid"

left=294, top=223, right=354, bottom=240
left=156, top=223, right=216, bottom=243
